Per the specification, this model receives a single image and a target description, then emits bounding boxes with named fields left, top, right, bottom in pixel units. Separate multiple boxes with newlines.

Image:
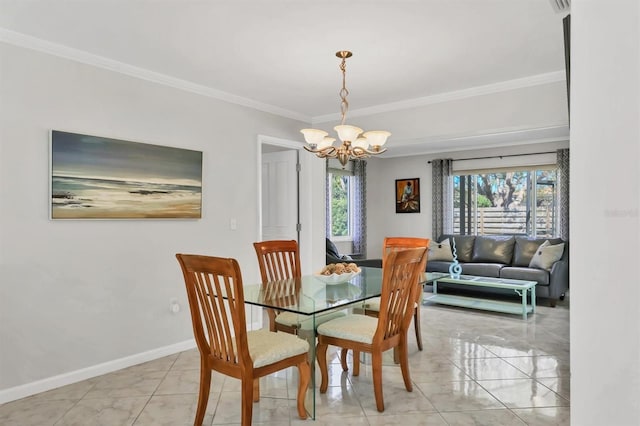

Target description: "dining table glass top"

left=243, top=266, right=385, bottom=316
left=243, top=267, right=441, bottom=316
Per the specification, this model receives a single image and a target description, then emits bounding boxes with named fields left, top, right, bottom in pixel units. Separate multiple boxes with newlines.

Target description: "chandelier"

left=301, top=51, right=390, bottom=167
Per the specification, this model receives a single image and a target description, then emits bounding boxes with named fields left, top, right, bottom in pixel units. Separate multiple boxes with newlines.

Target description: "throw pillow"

left=529, top=240, right=565, bottom=270
left=428, top=238, right=454, bottom=262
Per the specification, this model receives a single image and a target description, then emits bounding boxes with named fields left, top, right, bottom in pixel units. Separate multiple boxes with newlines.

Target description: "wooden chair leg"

left=241, top=378, right=254, bottom=426
left=195, top=361, right=211, bottom=426
left=398, top=339, right=413, bottom=392
left=252, top=378, right=259, bottom=402
left=414, top=304, right=423, bottom=351
left=372, top=351, right=385, bottom=412
left=340, top=348, right=349, bottom=371
left=317, top=342, right=329, bottom=393
left=296, top=360, right=310, bottom=419
left=353, top=350, right=361, bottom=376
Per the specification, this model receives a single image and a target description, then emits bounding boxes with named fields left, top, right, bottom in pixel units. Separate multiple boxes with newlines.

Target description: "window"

left=453, top=168, right=557, bottom=237
left=328, top=170, right=352, bottom=239
left=326, top=159, right=367, bottom=256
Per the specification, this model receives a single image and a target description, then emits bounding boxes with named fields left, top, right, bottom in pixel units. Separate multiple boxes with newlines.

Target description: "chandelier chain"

left=339, top=56, right=349, bottom=125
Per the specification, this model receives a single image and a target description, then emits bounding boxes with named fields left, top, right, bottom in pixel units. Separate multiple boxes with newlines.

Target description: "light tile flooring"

left=0, top=291, right=570, bottom=425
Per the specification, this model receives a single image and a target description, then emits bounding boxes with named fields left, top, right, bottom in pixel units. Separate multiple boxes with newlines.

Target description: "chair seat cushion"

left=246, top=329, right=309, bottom=368
left=317, top=314, right=377, bottom=344
left=275, top=310, right=346, bottom=330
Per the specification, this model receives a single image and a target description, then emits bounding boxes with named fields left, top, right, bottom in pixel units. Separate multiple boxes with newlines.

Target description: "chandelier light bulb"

left=352, top=137, right=369, bottom=150
left=334, top=125, right=363, bottom=143
left=300, top=128, right=329, bottom=146
left=362, top=130, right=391, bottom=148
left=318, top=137, right=335, bottom=149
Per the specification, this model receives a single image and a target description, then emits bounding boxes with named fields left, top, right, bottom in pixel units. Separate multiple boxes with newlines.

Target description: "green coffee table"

left=425, top=274, right=537, bottom=319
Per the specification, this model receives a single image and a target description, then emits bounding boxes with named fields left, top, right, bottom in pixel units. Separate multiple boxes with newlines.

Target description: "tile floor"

left=0, top=291, right=570, bottom=425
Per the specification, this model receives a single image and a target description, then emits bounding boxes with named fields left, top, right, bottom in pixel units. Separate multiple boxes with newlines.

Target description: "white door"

left=261, top=149, right=299, bottom=241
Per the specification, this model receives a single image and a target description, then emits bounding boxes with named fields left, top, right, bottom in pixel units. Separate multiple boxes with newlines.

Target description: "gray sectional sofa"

left=427, top=235, right=569, bottom=306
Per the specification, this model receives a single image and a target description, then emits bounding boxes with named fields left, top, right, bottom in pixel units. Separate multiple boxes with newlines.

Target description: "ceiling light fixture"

left=301, top=51, right=390, bottom=168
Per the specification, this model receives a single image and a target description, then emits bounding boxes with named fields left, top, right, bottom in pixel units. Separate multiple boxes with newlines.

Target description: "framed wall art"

left=50, top=130, right=203, bottom=219
left=395, top=178, right=420, bottom=213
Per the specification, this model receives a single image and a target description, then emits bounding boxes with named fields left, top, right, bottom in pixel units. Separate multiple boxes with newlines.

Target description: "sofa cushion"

left=471, top=236, right=515, bottom=264
left=513, top=237, right=564, bottom=266
left=500, top=266, right=550, bottom=285
left=529, top=241, right=565, bottom=271
left=461, top=263, right=504, bottom=278
left=428, top=239, right=454, bottom=261
left=426, top=260, right=452, bottom=273
left=440, top=235, right=476, bottom=262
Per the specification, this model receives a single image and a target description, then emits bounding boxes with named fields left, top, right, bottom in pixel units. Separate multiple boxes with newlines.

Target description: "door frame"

left=257, top=135, right=313, bottom=270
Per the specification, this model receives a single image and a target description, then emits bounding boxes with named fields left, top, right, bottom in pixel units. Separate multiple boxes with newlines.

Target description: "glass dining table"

left=243, top=266, right=384, bottom=418
left=242, top=267, right=439, bottom=418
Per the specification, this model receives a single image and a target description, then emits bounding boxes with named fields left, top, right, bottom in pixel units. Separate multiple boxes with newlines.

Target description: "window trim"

left=328, top=170, right=353, bottom=240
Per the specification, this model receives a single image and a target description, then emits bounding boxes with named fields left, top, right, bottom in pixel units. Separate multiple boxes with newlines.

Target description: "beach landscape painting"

left=50, top=130, right=203, bottom=219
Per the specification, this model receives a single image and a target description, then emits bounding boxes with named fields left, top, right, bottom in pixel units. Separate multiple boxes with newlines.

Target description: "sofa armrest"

left=548, top=259, right=569, bottom=299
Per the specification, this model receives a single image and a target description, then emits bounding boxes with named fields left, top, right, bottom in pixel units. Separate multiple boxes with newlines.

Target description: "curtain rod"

left=427, top=151, right=557, bottom=164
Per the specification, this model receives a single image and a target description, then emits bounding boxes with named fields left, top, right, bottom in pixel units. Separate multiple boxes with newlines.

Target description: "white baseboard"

left=0, top=339, right=196, bottom=405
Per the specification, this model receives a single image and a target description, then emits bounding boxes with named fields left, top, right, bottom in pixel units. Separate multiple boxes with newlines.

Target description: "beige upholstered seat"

left=316, top=247, right=428, bottom=412
left=316, top=314, right=377, bottom=343
left=245, top=329, right=309, bottom=367
left=176, top=254, right=310, bottom=426
left=274, top=310, right=345, bottom=330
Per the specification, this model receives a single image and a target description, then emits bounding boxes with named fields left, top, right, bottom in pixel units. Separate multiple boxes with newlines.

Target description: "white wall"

left=0, top=42, right=325, bottom=396
left=571, top=1, right=640, bottom=425
left=365, top=141, right=568, bottom=258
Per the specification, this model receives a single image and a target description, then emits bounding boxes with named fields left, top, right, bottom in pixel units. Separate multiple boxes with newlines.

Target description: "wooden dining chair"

left=253, top=240, right=345, bottom=338
left=362, top=237, right=430, bottom=354
left=253, top=240, right=302, bottom=334
left=315, top=247, right=428, bottom=412
left=176, top=254, right=311, bottom=426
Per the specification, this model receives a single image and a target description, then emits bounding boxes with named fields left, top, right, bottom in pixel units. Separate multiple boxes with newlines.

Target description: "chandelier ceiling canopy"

left=301, top=51, right=390, bottom=167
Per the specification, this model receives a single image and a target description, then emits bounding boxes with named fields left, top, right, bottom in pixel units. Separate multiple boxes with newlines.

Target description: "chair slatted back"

left=253, top=240, right=301, bottom=282
left=253, top=240, right=302, bottom=331
left=374, top=247, right=428, bottom=343
left=260, top=278, right=301, bottom=310
left=176, top=254, right=250, bottom=369
left=382, top=237, right=430, bottom=302
left=382, top=237, right=430, bottom=269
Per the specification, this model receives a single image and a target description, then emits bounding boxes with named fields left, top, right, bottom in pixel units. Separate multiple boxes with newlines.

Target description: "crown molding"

left=312, top=71, right=567, bottom=124
left=380, top=124, right=569, bottom=158
left=0, top=28, right=311, bottom=123
left=1, top=27, right=564, bottom=126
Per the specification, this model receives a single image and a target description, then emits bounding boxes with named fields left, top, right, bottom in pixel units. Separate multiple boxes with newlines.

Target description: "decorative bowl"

left=314, top=269, right=361, bottom=285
